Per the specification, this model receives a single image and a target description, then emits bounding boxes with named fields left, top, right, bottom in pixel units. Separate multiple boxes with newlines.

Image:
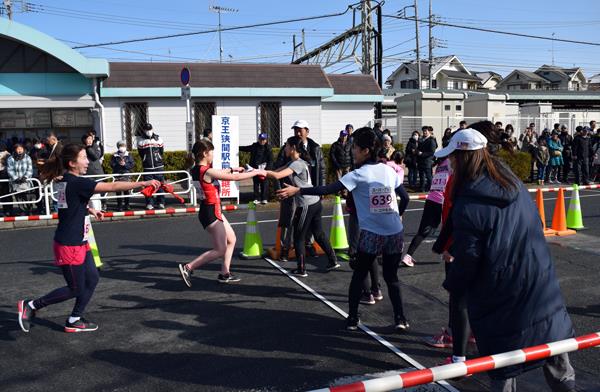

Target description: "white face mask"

left=118, top=147, right=127, bottom=153
left=34, top=143, right=42, bottom=149
left=412, top=135, right=418, bottom=140
left=145, top=131, right=153, bottom=138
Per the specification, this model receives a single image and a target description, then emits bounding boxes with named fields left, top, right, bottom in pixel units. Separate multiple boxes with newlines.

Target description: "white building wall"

left=280, top=98, right=322, bottom=145
left=321, top=102, right=374, bottom=144
left=102, top=98, right=123, bottom=152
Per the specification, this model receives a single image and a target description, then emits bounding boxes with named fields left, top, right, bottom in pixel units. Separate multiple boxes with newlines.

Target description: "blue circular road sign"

left=180, top=67, right=191, bottom=86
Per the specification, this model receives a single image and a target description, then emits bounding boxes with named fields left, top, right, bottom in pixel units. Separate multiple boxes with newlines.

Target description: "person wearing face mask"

left=7, top=143, right=34, bottom=215
left=405, top=131, right=420, bottom=189
left=137, top=123, right=166, bottom=210
left=82, top=132, right=104, bottom=176
left=417, top=126, right=438, bottom=192
left=111, top=141, right=135, bottom=211
left=29, top=138, right=47, bottom=178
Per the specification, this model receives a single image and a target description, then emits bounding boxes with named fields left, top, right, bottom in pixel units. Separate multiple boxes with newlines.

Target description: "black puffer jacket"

left=417, top=136, right=438, bottom=168
left=299, top=138, right=326, bottom=186
left=239, top=142, right=273, bottom=169
left=329, top=140, right=352, bottom=170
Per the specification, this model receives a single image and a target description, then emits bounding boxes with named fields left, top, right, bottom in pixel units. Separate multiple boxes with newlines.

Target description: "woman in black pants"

left=266, top=136, right=340, bottom=276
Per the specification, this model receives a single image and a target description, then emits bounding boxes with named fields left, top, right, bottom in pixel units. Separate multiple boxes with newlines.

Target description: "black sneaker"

left=326, top=262, right=341, bottom=271
left=64, top=317, right=98, bottom=333
left=360, top=293, right=376, bottom=305
left=291, top=268, right=308, bottom=278
left=218, top=273, right=241, bottom=283
left=394, top=318, right=410, bottom=331
left=17, top=299, right=36, bottom=333
left=279, top=248, right=289, bottom=262
left=178, top=264, right=193, bottom=288
left=346, top=316, right=360, bottom=331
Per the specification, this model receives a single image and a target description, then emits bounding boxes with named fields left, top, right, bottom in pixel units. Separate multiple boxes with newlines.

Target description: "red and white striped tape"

left=309, top=332, right=600, bottom=392
left=1, top=184, right=597, bottom=223
left=0, top=204, right=245, bottom=223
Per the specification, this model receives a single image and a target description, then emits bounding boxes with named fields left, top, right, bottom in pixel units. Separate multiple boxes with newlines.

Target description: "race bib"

left=369, top=186, right=397, bottom=214
left=430, top=172, right=449, bottom=192
left=55, top=182, right=68, bottom=209
left=83, top=215, right=91, bottom=242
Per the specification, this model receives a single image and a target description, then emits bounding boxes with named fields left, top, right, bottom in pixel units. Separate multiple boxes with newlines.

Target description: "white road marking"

left=263, top=257, right=460, bottom=392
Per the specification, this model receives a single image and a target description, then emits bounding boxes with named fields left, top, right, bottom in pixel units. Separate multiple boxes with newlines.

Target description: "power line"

left=383, top=14, right=600, bottom=47
left=73, top=4, right=361, bottom=49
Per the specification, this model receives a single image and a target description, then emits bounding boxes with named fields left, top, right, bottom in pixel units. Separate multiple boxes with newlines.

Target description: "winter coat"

left=547, top=139, right=564, bottom=167
left=329, top=140, right=352, bottom=170
left=239, top=142, right=273, bottom=170
left=519, top=134, right=536, bottom=153
left=137, top=134, right=165, bottom=170
left=444, top=171, right=574, bottom=379
left=559, top=133, right=573, bottom=160
left=299, top=138, right=326, bottom=187
left=110, top=152, right=135, bottom=177
left=417, top=137, right=438, bottom=169
left=404, top=138, right=419, bottom=168
left=85, top=143, right=104, bottom=175
left=7, top=153, right=33, bottom=192
left=572, top=134, right=592, bottom=161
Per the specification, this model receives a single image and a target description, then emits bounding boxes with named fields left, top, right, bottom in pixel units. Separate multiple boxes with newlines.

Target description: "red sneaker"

left=424, top=328, right=453, bottom=348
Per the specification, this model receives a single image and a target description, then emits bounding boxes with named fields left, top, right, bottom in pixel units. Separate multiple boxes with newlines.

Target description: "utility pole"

left=428, top=0, right=433, bottom=90
left=361, top=0, right=373, bottom=75
left=209, top=5, right=238, bottom=63
left=3, top=0, right=13, bottom=20
left=375, top=3, right=383, bottom=118
left=551, top=32, right=555, bottom=66
left=414, top=0, right=421, bottom=90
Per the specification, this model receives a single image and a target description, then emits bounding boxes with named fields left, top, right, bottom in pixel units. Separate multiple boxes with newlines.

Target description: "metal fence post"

left=44, top=184, right=51, bottom=216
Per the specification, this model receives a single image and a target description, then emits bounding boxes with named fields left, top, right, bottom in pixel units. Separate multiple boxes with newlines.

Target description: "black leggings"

left=349, top=252, right=404, bottom=321
left=445, top=262, right=470, bottom=357
left=406, top=200, right=442, bottom=256
left=292, top=201, right=337, bottom=269
left=33, top=251, right=99, bottom=318
left=348, top=212, right=380, bottom=293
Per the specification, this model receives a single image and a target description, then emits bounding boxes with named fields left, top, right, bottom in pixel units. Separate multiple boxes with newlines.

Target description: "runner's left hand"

left=89, top=208, right=104, bottom=221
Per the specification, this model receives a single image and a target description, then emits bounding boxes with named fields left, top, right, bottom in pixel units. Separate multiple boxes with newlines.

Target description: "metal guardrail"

left=0, top=178, right=44, bottom=207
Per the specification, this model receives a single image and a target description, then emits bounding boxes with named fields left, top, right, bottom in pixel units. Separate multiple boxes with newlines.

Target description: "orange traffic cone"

left=267, top=227, right=282, bottom=260
left=536, top=189, right=556, bottom=236
left=312, top=241, right=325, bottom=256
left=550, top=188, right=576, bottom=236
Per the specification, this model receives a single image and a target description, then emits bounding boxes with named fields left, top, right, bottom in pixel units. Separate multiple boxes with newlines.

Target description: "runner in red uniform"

left=178, top=140, right=266, bottom=286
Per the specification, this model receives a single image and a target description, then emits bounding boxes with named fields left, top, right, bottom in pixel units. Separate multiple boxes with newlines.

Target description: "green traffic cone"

left=329, top=196, right=349, bottom=251
left=566, top=184, right=585, bottom=230
left=86, top=220, right=103, bottom=269
left=240, top=202, right=265, bottom=259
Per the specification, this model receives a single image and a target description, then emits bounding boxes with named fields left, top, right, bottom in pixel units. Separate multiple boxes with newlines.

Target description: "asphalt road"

left=1, top=190, right=600, bottom=392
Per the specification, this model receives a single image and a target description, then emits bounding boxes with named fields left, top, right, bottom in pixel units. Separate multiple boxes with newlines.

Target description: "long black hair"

left=40, top=143, right=84, bottom=182
left=285, top=136, right=311, bottom=162
left=352, top=127, right=381, bottom=163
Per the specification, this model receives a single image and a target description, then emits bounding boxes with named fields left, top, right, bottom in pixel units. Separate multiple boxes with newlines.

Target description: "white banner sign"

left=211, top=115, right=239, bottom=200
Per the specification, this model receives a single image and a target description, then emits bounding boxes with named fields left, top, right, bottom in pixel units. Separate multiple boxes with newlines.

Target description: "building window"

left=444, top=105, right=451, bottom=111
left=453, top=81, right=461, bottom=90
left=193, top=102, right=216, bottom=142
left=516, top=74, right=520, bottom=80
left=400, top=80, right=407, bottom=88
left=405, top=68, right=409, bottom=74
left=456, top=105, right=462, bottom=111
left=432, top=80, right=437, bottom=89
left=123, top=102, right=148, bottom=150
left=259, top=102, right=282, bottom=147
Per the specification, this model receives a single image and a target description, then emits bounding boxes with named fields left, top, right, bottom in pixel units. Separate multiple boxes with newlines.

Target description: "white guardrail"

left=0, top=170, right=195, bottom=217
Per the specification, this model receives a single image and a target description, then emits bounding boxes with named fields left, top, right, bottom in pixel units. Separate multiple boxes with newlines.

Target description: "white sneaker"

left=146, top=204, right=154, bottom=210
left=253, top=200, right=260, bottom=205
left=261, top=200, right=268, bottom=205
left=401, top=254, right=415, bottom=267
left=157, top=203, right=165, bottom=209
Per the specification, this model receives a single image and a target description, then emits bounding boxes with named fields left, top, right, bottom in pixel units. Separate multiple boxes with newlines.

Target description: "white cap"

left=291, top=120, right=310, bottom=129
left=434, top=128, right=487, bottom=158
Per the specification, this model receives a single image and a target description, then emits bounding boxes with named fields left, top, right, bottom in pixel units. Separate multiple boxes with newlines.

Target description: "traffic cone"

left=87, top=221, right=103, bottom=269
left=550, top=188, right=576, bottom=236
left=566, top=184, right=585, bottom=230
left=329, top=196, right=349, bottom=250
left=267, top=226, right=282, bottom=260
left=536, top=189, right=556, bottom=236
left=239, top=201, right=265, bottom=259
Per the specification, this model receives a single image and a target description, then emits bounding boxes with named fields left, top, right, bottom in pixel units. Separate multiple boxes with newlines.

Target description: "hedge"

left=101, top=143, right=531, bottom=198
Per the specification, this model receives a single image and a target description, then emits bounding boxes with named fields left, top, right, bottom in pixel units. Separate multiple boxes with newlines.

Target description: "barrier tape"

left=308, top=332, right=600, bottom=392
left=1, top=184, right=597, bottom=223
left=0, top=204, right=244, bottom=223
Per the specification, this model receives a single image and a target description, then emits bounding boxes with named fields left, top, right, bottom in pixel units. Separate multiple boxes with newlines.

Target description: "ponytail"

left=40, top=143, right=84, bottom=182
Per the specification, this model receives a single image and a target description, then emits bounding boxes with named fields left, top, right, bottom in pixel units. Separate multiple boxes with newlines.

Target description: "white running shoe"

left=401, top=254, right=415, bottom=267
